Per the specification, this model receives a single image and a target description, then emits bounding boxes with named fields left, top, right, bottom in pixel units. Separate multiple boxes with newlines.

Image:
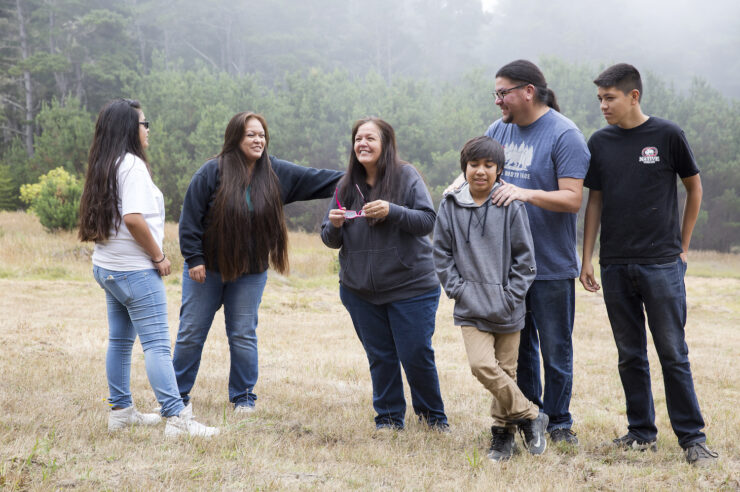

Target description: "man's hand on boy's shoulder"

left=491, top=179, right=530, bottom=207
left=443, top=174, right=466, bottom=196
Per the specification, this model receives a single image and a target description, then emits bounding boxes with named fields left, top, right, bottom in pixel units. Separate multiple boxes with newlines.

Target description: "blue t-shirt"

left=485, top=109, right=590, bottom=280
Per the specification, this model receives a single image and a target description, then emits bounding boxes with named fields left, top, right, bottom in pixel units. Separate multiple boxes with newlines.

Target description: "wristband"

left=153, top=253, right=166, bottom=264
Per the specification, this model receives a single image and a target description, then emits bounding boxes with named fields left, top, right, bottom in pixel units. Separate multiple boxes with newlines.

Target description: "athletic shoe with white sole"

left=488, top=426, right=517, bottom=462
left=518, top=413, right=548, bottom=455
left=165, top=403, right=219, bottom=438
left=234, top=403, right=256, bottom=415
left=108, top=406, right=161, bottom=431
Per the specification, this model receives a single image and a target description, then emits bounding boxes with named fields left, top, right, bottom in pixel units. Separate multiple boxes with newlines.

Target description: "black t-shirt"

left=585, top=116, right=699, bottom=264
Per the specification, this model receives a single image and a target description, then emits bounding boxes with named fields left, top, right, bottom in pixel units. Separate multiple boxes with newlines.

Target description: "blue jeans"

left=173, top=264, right=267, bottom=407
left=93, top=266, right=185, bottom=418
left=601, top=259, right=706, bottom=448
left=340, top=285, right=447, bottom=429
left=516, top=279, right=575, bottom=431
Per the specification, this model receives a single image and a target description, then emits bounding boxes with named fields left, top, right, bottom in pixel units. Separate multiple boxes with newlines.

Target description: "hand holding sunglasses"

left=332, top=185, right=367, bottom=222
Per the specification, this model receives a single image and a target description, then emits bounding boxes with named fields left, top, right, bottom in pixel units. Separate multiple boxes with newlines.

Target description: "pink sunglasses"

left=334, top=184, right=367, bottom=219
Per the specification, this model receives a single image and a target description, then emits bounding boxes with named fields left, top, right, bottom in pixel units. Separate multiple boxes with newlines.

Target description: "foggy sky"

left=482, top=0, right=740, bottom=98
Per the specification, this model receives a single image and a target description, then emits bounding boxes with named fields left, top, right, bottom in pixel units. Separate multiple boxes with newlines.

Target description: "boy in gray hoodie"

left=433, top=136, right=547, bottom=461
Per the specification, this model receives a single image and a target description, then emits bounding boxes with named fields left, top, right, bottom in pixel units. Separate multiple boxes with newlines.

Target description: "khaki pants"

left=461, top=325, right=539, bottom=428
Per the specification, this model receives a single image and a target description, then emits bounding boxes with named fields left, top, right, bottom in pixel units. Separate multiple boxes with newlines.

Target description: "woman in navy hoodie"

left=175, top=112, right=343, bottom=413
left=321, top=117, right=448, bottom=430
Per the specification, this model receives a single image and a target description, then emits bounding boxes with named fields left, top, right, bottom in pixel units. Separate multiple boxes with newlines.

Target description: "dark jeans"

left=517, top=279, right=575, bottom=432
left=340, top=285, right=447, bottom=429
left=601, top=259, right=706, bottom=448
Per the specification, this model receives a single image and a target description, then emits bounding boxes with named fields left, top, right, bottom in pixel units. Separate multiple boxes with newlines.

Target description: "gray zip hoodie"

left=321, top=164, right=439, bottom=305
left=433, top=182, right=536, bottom=333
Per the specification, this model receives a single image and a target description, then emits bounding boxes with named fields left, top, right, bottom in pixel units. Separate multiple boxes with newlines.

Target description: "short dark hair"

left=460, top=136, right=505, bottom=178
left=593, top=63, right=643, bottom=100
left=496, top=59, right=560, bottom=112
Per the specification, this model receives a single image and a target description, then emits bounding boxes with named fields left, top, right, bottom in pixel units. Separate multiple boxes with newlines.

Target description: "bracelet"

left=153, top=253, right=166, bottom=264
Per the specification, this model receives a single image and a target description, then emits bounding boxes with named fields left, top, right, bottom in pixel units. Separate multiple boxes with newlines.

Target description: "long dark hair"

left=78, top=98, right=149, bottom=242
left=496, top=60, right=560, bottom=112
left=204, top=112, right=288, bottom=281
left=337, top=117, right=403, bottom=225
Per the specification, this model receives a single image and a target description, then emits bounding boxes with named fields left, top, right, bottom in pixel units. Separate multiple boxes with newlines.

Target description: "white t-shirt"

left=92, top=153, right=166, bottom=271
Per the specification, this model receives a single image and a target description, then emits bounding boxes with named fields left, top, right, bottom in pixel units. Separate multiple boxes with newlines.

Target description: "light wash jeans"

left=173, top=264, right=268, bottom=408
left=93, top=266, right=185, bottom=417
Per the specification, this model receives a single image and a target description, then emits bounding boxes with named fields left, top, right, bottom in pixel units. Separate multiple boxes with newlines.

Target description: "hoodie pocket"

left=370, top=248, right=412, bottom=291
left=455, top=281, right=515, bottom=325
left=339, top=247, right=412, bottom=293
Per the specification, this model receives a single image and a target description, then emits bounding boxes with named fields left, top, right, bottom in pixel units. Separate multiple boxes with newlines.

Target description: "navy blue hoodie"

left=179, top=156, right=343, bottom=272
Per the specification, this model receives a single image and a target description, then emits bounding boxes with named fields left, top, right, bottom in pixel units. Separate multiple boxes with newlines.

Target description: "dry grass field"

left=0, top=210, right=738, bottom=491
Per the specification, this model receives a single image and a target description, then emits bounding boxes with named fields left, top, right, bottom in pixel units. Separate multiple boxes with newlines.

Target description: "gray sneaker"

left=108, top=406, right=161, bottom=431
left=518, top=413, right=548, bottom=455
left=487, top=426, right=517, bottom=462
left=612, top=433, right=657, bottom=452
left=550, top=428, right=579, bottom=445
left=165, top=403, right=219, bottom=438
left=684, top=442, right=718, bottom=467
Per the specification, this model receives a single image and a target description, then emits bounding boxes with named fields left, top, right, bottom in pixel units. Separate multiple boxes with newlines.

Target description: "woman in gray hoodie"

left=321, top=117, right=447, bottom=431
left=433, top=136, right=545, bottom=461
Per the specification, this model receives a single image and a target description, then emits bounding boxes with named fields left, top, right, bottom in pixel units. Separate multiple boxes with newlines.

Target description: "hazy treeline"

left=1, top=0, right=739, bottom=251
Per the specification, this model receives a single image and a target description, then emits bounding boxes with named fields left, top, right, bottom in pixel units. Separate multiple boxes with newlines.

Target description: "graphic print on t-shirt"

left=639, top=146, right=660, bottom=164
left=502, top=142, right=533, bottom=180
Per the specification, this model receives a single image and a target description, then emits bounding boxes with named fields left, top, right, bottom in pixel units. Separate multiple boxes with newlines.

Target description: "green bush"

left=19, top=167, right=82, bottom=232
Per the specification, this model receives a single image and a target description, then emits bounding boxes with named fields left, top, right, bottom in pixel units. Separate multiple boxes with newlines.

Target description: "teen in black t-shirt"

left=579, top=63, right=717, bottom=467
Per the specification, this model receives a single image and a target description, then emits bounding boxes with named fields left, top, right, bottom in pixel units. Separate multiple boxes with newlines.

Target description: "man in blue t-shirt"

left=580, top=63, right=717, bottom=467
left=484, top=60, right=590, bottom=445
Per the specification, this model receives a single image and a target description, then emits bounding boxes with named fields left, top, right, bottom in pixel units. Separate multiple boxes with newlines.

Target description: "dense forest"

left=1, top=0, right=739, bottom=251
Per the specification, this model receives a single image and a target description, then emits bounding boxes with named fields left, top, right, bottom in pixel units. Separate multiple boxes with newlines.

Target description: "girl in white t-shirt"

left=79, top=98, right=217, bottom=437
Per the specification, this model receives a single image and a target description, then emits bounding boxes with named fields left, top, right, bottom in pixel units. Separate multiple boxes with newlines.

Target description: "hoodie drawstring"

left=481, top=201, right=490, bottom=235
left=464, top=201, right=491, bottom=244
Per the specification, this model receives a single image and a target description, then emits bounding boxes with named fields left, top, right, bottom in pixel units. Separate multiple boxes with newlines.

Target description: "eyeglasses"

left=139, top=121, right=150, bottom=129
left=334, top=184, right=367, bottom=219
left=492, top=84, right=529, bottom=100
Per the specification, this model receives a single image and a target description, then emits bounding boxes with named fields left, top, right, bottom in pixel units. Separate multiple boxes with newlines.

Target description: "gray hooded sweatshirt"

left=433, top=182, right=536, bottom=333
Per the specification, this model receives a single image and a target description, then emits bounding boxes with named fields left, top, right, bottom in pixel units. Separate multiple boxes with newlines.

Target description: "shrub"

left=19, top=167, right=82, bottom=232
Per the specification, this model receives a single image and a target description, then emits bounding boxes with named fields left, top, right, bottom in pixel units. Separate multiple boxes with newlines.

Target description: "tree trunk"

left=129, top=0, right=148, bottom=73
left=47, top=0, right=69, bottom=102
left=16, top=0, right=34, bottom=158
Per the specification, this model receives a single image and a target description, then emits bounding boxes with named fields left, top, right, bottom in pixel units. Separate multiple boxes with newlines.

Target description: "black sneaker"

left=612, top=433, right=657, bottom=452
left=550, top=428, right=579, bottom=445
left=518, top=413, right=548, bottom=455
left=487, top=426, right=517, bottom=462
left=684, top=442, right=718, bottom=467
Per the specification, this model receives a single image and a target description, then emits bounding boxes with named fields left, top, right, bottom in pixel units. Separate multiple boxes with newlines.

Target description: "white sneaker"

left=165, top=403, right=219, bottom=438
left=108, top=406, right=161, bottom=431
left=234, top=403, right=255, bottom=415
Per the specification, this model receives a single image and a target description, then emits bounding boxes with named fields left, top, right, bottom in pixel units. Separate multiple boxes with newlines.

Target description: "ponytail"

left=545, top=88, right=560, bottom=112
